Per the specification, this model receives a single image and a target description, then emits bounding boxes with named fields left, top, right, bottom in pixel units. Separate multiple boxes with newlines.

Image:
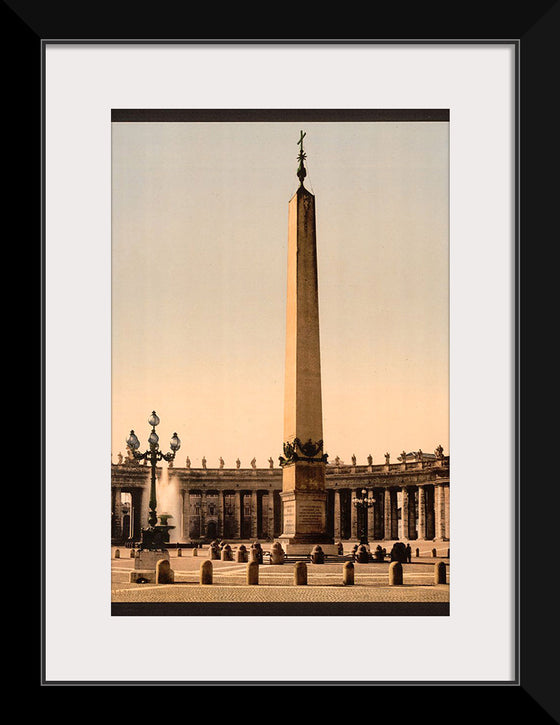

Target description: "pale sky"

left=111, top=120, right=449, bottom=468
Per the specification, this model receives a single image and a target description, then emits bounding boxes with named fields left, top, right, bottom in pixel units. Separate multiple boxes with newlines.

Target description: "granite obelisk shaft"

left=284, top=186, right=323, bottom=446
left=278, top=161, right=333, bottom=552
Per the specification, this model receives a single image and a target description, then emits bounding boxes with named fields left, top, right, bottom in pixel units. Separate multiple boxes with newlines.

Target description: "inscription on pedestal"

left=283, top=500, right=295, bottom=535
left=297, top=501, right=325, bottom=533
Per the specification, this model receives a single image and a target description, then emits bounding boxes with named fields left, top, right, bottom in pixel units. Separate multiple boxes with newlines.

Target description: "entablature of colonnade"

left=111, top=463, right=152, bottom=488
left=111, top=458, right=450, bottom=491
left=110, top=464, right=283, bottom=491
left=326, top=458, right=450, bottom=489
left=111, top=457, right=449, bottom=491
left=168, top=468, right=282, bottom=493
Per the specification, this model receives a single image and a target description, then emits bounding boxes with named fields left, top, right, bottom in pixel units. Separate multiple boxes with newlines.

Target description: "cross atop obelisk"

left=296, top=130, right=307, bottom=186
left=277, top=132, right=334, bottom=554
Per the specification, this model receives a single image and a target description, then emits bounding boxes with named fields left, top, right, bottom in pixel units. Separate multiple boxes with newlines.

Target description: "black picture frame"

left=11, top=1, right=554, bottom=711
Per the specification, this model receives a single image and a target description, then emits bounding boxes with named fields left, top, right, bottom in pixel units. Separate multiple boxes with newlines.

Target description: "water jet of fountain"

left=158, top=462, right=182, bottom=544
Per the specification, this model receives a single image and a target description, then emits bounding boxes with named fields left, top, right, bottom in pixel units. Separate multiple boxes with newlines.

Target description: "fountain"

left=156, top=513, right=175, bottom=545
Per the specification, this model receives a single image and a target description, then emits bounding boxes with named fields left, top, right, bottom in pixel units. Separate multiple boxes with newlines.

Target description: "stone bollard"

left=130, top=549, right=135, bottom=558
left=114, top=549, right=120, bottom=559
left=156, top=559, right=174, bottom=584
left=250, top=543, right=264, bottom=564
left=200, top=560, right=213, bottom=585
left=177, top=548, right=182, bottom=557
left=343, top=561, right=354, bottom=586
left=236, top=544, right=248, bottom=562
left=356, top=544, right=370, bottom=563
left=221, top=544, right=233, bottom=561
left=270, top=542, right=285, bottom=564
left=311, top=545, right=325, bottom=564
left=247, top=561, right=259, bottom=585
left=374, top=545, right=385, bottom=562
left=432, top=548, right=437, bottom=558
left=389, top=561, right=403, bottom=585
left=294, top=561, right=307, bottom=586
left=209, top=543, right=221, bottom=560
left=435, top=561, right=447, bottom=584
left=192, top=547, right=198, bottom=557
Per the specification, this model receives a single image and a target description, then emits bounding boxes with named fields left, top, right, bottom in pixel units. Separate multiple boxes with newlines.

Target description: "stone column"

left=200, top=491, right=207, bottom=540
left=444, top=484, right=450, bottom=540
left=418, top=486, right=426, bottom=540
left=192, top=493, right=201, bottom=539
left=179, top=490, right=184, bottom=542
left=390, top=489, right=399, bottom=540
left=425, top=486, right=435, bottom=539
left=111, top=488, right=118, bottom=539
left=251, top=490, right=258, bottom=539
left=219, top=491, right=226, bottom=538
left=267, top=490, right=275, bottom=539
left=333, top=490, right=341, bottom=539
left=384, top=489, right=392, bottom=540
left=274, top=491, right=282, bottom=538
left=131, top=488, right=142, bottom=540
left=234, top=491, right=242, bottom=539
left=260, top=492, right=268, bottom=538
left=113, top=487, right=122, bottom=539
left=367, top=498, right=374, bottom=542
left=183, top=489, right=190, bottom=541
left=373, top=492, right=383, bottom=539
left=408, top=487, right=417, bottom=539
left=435, top=484, right=448, bottom=540
left=434, top=484, right=441, bottom=539
left=351, top=490, right=358, bottom=539
left=401, top=488, right=410, bottom=541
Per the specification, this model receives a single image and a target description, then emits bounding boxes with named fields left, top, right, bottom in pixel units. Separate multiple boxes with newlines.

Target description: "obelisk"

left=278, top=132, right=334, bottom=554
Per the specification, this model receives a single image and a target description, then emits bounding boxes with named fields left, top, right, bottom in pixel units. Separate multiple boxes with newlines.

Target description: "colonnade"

left=182, top=483, right=449, bottom=543
left=111, top=486, right=145, bottom=542
left=331, top=483, right=449, bottom=542
left=111, top=466, right=450, bottom=544
left=183, top=489, right=283, bottom=542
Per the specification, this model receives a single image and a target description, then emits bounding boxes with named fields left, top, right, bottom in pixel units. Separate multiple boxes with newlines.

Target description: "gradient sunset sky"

left=111, top=119, right=449, bottom=468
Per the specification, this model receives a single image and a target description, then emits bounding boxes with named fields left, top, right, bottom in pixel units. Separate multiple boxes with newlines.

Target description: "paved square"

left=111, top=547, right=450, bottom=606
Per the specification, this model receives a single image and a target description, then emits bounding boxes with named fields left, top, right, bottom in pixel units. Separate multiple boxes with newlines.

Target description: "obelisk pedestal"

left=279, top=462, right=334, bottom=554
left=277, top=135, right=336, bottom=555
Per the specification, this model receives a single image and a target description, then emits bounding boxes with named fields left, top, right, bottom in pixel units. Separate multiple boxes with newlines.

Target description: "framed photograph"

left=109, top=106, right=451, bottom=618
left=23, top=21, right=549, bottom=698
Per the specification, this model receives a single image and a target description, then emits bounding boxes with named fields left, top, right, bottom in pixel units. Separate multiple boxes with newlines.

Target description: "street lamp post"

left=126, top=410, right=181, bottom=551
left=352, top=488, right=375, bottom=545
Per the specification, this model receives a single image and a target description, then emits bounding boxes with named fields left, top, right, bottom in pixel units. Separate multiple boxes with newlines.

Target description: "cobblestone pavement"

left=111, top=547, right=450, bottom=604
